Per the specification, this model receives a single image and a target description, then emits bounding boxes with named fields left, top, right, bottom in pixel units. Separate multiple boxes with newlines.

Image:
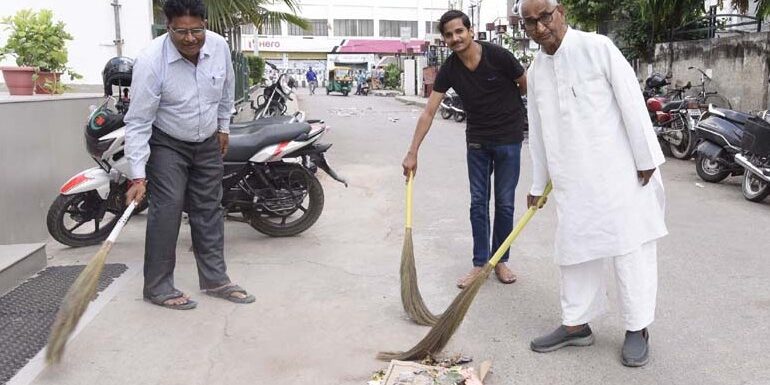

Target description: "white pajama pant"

left=559, top=241, right=658, bottom=332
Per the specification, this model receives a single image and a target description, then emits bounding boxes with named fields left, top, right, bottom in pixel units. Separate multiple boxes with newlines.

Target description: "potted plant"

left=0, top=9, right=80, bottom=95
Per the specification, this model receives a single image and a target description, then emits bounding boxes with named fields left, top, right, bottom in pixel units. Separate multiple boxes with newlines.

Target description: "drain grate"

left=0, top=264, right=127, bottom=384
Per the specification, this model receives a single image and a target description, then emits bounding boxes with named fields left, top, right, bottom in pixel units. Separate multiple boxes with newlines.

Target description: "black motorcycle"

left=693, top=105, right=753, bottom=183
left=734, top=113, right=770, bottom=202
left=439, top=90, right=466, bottom=122
left=222, top=117, right=347, bottom=236
left=253, top=62, right=294, bottom=119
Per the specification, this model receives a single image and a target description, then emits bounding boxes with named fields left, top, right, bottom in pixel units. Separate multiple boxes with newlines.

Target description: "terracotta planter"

left=34, top=71, right=62, bottom=94
left=1, top=66, right=36, bottom=95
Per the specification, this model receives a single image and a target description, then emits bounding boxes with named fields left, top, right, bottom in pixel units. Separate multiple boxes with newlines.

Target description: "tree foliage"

left=153, top=0, right=308, bottom=35
left=731, top=0, right=770, bottom=18
left=561, top=0, right=707, bottom=60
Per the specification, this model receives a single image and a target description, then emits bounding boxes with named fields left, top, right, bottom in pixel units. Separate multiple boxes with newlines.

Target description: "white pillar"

left=404, top=59, right=417, bottom=96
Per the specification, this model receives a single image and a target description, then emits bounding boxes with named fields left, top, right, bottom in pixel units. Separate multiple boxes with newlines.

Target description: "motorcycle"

left=48, top=60, right=347, bottom=247
left=693, top=105, right=753, bottom=184
left=734, top=111, right=770, bottom=202
left=439, top=89, right=466, bottom=122
left=252, top=62, right=294, bottom=119
left=644, top=74, right=699, bottom=159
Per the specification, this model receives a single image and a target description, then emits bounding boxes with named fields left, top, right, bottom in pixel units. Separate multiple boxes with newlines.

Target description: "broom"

left=401, top=172, right=441, bottom=326
left=46, top=201, right=137, bottom=364
left=378, top=182, right=552, bottom=361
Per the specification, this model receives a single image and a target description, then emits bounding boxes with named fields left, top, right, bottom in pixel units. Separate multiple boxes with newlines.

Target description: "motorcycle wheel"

left=695, top=153, right=730, bottom=183
left=668, top=127, right=696, bottom=160
left=343, top=91, right=349, bottom=96
left=454, top=112, right=466, bottom=123
left=741, top=170, right=770, bottom=202
left=440, top=108, right=453, bottom=120
left=248, top=166, right=325, bottom=237
left=47, top=191, right=121, bottom=247
left=704, top=94, right=732, bottom=110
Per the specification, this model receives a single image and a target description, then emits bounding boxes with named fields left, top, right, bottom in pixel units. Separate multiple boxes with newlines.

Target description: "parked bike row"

left=48, top=57, right=347, bottom=248
left=643, top=68, right=770, bottom=203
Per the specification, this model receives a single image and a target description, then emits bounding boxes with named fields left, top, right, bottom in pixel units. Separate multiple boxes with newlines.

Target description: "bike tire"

left=741, top=170, right=770, bottom=202
left=440, top=108, right=453, bottom=120
left=249, top=169, right=325, bottom=237
left=47, top=192, right=118, bottom=247
left=454, top=112, right=466, bottom=123
left=695, top=153, right=730, bottom=183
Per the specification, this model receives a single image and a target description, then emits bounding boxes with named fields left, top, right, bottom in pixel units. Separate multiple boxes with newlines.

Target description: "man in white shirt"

left=521, top=0, right=667, bottom=367
left=124, top=0, right=255, bottom=310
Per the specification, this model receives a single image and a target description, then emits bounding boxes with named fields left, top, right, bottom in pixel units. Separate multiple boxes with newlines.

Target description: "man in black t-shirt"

left=402, top=10, right=527, bottom=289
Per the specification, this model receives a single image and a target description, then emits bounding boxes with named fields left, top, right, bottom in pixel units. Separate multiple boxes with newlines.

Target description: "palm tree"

left=153, top=0, right=308, bottom=36
left=731, top=0, right=770, bottom=17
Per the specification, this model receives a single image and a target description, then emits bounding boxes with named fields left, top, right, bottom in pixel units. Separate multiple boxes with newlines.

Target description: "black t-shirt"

left=433, top=41, right=526, bottom=144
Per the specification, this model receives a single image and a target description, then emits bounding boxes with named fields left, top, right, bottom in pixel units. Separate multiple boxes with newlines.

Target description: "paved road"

left=31, top=89, right=770, bottom=385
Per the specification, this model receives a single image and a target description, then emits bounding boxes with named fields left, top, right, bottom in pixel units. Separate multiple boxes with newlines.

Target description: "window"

left=241, top=24, right=256, bottom=34
left=289, top=19, right=328, bottom=36
left=425, top=21, right=440, bottom=34
left=380, top=20, right=418, bottom=38
left=333, top=19, right=374, bottom=36
left=257, top=20, right=282, bottom=36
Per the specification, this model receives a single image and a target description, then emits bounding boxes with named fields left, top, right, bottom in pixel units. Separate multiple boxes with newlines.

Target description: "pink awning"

left=335, top=39, right=427, bottom=54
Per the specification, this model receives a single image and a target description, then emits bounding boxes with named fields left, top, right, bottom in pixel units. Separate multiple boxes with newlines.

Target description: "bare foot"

left=494, top=262, right=517, bottom=284
left=457, top=266, right=484, bottom=289
left=163, top=294, right=191, bottom=306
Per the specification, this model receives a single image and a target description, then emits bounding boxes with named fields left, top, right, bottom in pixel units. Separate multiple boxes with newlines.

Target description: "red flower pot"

left=34, top=71, right=62, bottom=94
left=1, top=66, right=36, bottom=95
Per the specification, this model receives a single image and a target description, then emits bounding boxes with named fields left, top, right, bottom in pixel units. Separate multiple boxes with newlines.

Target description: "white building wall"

left=0, top=0, right=154, bottom=85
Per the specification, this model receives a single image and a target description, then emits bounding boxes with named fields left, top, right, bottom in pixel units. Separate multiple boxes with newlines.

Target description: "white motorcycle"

left=48, top=92, right=346, bottom=247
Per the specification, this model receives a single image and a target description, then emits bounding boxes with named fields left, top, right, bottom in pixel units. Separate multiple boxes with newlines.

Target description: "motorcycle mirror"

left=266, top=62, right=278, bottom=70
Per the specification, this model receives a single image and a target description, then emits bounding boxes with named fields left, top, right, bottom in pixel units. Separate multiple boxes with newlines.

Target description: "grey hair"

left=515, top=0, right=559, bottom=15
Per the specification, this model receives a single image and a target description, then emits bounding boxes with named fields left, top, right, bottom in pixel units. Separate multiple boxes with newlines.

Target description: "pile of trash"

left=368, top=355, right=490, bottom=385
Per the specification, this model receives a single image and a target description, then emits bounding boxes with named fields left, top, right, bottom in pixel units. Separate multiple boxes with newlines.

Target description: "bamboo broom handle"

left=406, top=172, right=414, bottom=229
left=487, top=181, right=553, bottom=267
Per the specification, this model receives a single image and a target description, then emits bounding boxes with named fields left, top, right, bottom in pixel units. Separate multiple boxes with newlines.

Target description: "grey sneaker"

left=530, top=324, right=595, bottom=353
left=621, top=328, right=650, bottom=367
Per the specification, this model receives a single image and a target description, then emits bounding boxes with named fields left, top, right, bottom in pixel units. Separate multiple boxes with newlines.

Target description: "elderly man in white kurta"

left=521, top=0, right=667, bottom=367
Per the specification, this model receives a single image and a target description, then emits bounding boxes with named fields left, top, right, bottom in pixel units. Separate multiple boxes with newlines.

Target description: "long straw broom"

left=401, top=172, right=441, bottom=326
left=379, top=182, right=552, bottom=361
left=46, top=201, right=137, bottom=364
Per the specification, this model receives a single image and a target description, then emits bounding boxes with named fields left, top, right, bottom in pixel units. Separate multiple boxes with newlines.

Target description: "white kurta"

left=527, top=28, right=668, bottom=266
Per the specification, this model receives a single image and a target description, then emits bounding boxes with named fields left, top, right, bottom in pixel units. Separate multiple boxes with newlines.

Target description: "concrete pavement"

left=19, top=88, right=770, bottom=385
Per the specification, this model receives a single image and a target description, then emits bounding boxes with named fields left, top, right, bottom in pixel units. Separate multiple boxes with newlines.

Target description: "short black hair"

left=438, top=10, right=471, bottom=34
left=163, top=0, right=207, bottom=23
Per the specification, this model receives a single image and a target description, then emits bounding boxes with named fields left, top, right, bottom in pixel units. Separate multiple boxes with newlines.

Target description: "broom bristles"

left=380, top=263, right=494, bottom=361
left=400, top=228, right=441, bottom=326
left=45, top=241, right=112, bottom=364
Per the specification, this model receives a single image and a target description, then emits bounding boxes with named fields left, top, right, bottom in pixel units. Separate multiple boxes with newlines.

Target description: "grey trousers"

left=143, top=128, right=230, bottom=299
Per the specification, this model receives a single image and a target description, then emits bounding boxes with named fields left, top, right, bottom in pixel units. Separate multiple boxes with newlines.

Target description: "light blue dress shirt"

left=124, top=31, right=235, bottom=179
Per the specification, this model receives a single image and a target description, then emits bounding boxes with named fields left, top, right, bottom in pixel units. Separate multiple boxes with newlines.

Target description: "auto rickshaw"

left=326, top=67, right=352, bottom=96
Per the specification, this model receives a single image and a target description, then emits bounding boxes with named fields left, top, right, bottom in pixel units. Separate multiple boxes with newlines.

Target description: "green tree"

left=246, top=54, right=265, bottom=85
left=731, top=0, right=770, bottom=18
left=153, top=0, right=308, bottom=35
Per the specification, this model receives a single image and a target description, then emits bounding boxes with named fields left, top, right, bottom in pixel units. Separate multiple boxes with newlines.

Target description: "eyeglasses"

left=168, top=26, right=206, bottom=38
left=522, top=8, right=558, bottom=30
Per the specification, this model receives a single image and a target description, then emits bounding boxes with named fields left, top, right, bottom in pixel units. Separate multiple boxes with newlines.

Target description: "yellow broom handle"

left=487, top=181, right=553, bottom=267
left=406, top=172, right=414, bottom=228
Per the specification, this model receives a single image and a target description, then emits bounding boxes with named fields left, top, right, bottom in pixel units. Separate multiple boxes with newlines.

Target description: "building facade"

left=244, top=0, right=454, bottom=83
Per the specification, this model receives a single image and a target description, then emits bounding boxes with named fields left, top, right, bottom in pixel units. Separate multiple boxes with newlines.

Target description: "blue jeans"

left=466, top=142, right=522, bottom=267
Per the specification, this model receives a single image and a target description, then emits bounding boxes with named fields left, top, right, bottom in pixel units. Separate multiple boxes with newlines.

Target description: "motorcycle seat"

left=662, top=100, right=685, bottom=112
left=225, top=122, right=311, bottom=162
left=229, top=116, right=294, bottom=134
left=714, top=107, right=752, bottom=124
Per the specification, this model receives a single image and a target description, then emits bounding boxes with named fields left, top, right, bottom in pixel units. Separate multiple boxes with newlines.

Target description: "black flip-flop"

left=205, top=284, right=255, bottom=304
left=145, top=291, right=198, bottom=310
